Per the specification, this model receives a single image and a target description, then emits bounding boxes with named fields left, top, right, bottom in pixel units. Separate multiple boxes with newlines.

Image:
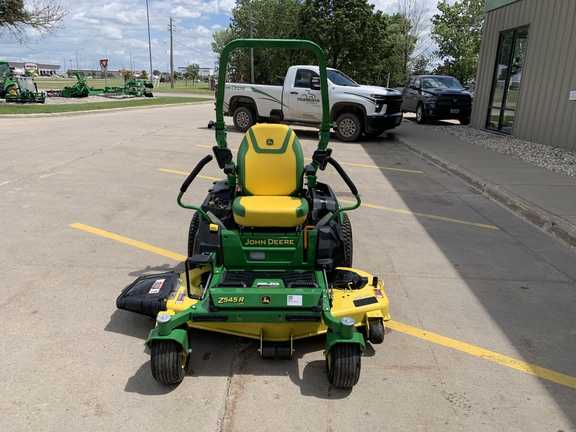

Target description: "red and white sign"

left=100, top=59, right=108, bottom=69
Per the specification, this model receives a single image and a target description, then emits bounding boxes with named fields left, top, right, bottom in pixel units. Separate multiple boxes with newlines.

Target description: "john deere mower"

left=117, top=39, right=390, bottom=388
left=0, top=61, right=45, bottom=103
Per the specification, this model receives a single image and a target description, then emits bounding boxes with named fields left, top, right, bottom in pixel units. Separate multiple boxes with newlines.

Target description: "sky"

left=1, top=0, right=441, bottom=74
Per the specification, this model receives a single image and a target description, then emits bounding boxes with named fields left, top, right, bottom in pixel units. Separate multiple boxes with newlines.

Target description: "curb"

left=396, top=136, right=576, bottom=251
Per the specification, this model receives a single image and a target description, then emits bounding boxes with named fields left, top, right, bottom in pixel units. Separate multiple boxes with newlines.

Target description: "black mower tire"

left=368, top=321, right=385, bottom=344
left=459, top=117, right=471, bottom=125
left=5, top=85, right=19, bottom=96
left=326, top=343, right=361, bottom=388
left=150, top=339, right=188, bottom=385
left=187, top=211, right=200, bottom=257
left=233, top=106, right=256, bottom=132
left=335, top=113, right=362, bottom=142
left=342, top=212, right=353, bottom=267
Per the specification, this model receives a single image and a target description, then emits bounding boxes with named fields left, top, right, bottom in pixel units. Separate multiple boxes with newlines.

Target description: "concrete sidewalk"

left=392, top=119, right=576, bottom=250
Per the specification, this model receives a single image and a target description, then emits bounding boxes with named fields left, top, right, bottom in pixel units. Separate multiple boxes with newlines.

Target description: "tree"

left=211, top=0, right=407, bottom=87
left=122, top=70, right=134, bottom=82
left=140, top=70, right=148, bottom=80
left=297, top=0, right=396, bottom=85
left=394, top=0, right=433, bottom=84
left=0, top=0, right=67, bottom=44
left=430, top=0, right=485, bottom=84
left=184, top=63, right=200, bottom=84
left=212, top=0, right=302, bottom=84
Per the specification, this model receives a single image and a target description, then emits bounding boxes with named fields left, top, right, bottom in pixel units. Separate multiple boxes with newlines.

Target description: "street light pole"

left=75, top=48, right=84, bottom=71
left=122, top=46, right=133, bottom=72
left=145, top=0, right=154, bottom=82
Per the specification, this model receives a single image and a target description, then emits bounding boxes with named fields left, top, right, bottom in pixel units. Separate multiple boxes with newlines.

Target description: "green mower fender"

left=146, top=311, right=193, bottom=353
left=146, top=327, right=190, bottom=355
left=324, top=323, right=366, bottom=355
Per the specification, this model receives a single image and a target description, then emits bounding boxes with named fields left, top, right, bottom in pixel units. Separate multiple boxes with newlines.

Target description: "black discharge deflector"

left=116, top=272, right=180, bottom=318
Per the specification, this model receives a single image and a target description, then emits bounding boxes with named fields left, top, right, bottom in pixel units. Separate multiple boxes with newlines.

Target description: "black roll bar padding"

left=180, top=155, right=214, bottom=193
left=212, top=146, right=233, bottom=169
left=326, top=157, right=359, bottom=196
left=312, top=148, right=333, bottom=171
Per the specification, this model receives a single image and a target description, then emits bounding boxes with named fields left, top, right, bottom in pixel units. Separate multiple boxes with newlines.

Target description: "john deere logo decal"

left=261, top=295, right=271, bottom=305
left=266, top=138, right=274, bottom=146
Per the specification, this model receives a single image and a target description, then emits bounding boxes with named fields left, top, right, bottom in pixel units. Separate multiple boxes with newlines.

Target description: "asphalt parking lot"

left=1, top=103, right=575, bottom=432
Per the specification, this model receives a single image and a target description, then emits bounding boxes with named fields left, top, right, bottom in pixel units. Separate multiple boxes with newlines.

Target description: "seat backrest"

left=236, top=124, right=304, bottom=196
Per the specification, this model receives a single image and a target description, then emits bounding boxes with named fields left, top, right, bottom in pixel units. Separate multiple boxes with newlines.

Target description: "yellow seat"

left=233, top=124, right=308, bottom=227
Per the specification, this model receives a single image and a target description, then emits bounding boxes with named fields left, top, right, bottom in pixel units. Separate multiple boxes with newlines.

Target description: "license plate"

left=450, top=108, right=460, bottom=114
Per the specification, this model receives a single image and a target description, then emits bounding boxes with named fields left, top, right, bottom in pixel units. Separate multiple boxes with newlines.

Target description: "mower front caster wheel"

left=326, top=343, right=361, bottom=388
left=151, top=340, right=189, bottom=384
left=368, top=321, right=385, bottom=344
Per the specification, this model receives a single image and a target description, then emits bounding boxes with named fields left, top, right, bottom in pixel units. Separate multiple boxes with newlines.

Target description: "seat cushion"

left=233, top=196, right=309, bottom=227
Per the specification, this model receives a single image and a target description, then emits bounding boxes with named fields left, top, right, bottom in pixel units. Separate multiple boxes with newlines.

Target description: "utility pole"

left=145, top=0, right=153, bottom=82
left=169, top=17, right=175, bottom=89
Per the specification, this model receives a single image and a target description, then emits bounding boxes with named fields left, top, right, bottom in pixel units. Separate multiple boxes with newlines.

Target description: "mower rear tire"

left=151, top=340, right=188, bottom=384
left=187, top=211, right=200, bottom=257
left=326, top=343, right=361, bottom=388
left=342, top=212, right=353, bottom=267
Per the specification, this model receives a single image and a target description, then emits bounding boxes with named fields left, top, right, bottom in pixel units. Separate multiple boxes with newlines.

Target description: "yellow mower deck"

left=160, top=267, right=389, bottom=342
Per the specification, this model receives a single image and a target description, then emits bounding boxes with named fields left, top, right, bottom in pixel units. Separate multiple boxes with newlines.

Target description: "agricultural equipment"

left=116, top=39, right=389, bottom=388
left=103, top=79, right=153, bottom=97
left=58, top=72, right=103, bottom=98
left=1, top=61, right=46, bottom=103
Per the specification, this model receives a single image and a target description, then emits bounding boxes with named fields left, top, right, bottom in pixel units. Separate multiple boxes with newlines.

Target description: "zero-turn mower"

left=117, top=39, right=390, bottom=388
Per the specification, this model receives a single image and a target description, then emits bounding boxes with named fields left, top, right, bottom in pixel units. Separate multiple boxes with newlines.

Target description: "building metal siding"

left=472, top=0, right=576, bottom=152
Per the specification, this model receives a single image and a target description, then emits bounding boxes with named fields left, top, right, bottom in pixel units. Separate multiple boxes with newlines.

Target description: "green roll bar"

left=214, top=39, right=332, bottom=154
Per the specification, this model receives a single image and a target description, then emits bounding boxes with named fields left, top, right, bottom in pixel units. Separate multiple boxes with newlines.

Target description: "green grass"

left=34, top=77, right=215, bottom=95
left=0, top=96, right=212, bottom=114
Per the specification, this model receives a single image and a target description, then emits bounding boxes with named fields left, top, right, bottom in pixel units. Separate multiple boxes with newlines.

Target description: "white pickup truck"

left=221, top=65, right=403, bottom=142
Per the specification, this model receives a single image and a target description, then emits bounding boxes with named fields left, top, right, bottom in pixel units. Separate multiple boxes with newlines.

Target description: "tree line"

left=1, top=0, right=485, bottom=86
left=212, top=0, right=485, bottom=87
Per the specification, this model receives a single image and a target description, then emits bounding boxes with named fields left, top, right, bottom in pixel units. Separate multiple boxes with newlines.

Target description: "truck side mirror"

left=310, top=76, right=321, bottom=91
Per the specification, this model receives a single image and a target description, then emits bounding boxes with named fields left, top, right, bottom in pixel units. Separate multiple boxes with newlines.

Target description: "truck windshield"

left=327, top=69, right=359, bottom=87
left=422, top=76, right=463, bottom=90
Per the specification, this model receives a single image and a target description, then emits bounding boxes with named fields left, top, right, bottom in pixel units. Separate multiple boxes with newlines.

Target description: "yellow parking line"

left=340, top=199, right=499, bottom=230
left=70, top=223, right=186, bottom=261
left=387, top=320, right=576, bottom=390
left=71, top=222, right=576, bottom=390
left=157, top=168, right=221, bottom=181
left=156, top=169, right=497, bottom=230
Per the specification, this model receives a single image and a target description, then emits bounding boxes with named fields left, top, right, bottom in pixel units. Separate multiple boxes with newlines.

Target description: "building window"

left=487, top=26, right=529, bottom=133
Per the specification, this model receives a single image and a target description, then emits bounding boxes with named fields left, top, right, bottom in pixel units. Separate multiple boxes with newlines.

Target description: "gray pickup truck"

left=402, top=75, right=472, bottom=125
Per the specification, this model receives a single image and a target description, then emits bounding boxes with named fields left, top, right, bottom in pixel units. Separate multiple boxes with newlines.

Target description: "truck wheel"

left=150, top=340, right=188, bottom=385
left=459, top=117, right=470, bottom=125
left=233, top=106, right=255, bottom=132
left=416, top=103, right=426, bottom=124
left=326, top=343, right=361, bottom=388
left=335, top=113, right=362, bottom=142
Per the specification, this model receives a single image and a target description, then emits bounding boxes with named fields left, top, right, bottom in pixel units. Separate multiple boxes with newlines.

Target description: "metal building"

left=471, top=0, right=576, bottom=152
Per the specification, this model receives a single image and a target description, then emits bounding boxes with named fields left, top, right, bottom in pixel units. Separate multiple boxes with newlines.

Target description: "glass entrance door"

left=487, top=27, right=529, bottom=133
